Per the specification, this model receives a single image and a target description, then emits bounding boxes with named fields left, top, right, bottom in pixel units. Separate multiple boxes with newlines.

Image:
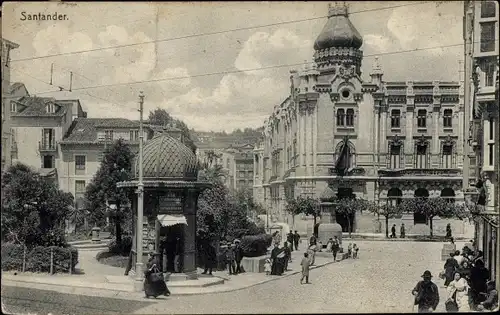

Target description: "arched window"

left=442, top=144, right=454, bottom=168
left=391, top=109, right=401, bottom=128
left=417, top=110, right=427, bottom=128
left=414, top=188, right=429, bottom=224
left=440, top=188, right=455, bottom=204
left=389, top=144, right=402, bottom=169
left=335, top=140, right=356, bottom=169
left=387, top=187, right=403, bottom=206
left=443, top=109, right=453, bottom=128
left=336, top=109, right=345, bottom=126
left=346, top=109, right=355, bottom=126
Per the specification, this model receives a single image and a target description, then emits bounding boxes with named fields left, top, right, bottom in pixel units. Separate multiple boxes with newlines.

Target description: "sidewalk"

left=1, top=243, right=336, bottom=298
left=341, top=232, right=471, bottom=242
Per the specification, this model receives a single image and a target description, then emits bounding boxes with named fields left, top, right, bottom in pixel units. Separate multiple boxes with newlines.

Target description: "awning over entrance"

left=157, top=214, right=187, bottom=227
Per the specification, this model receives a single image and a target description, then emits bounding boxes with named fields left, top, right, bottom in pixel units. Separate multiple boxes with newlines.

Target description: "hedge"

left=1, top=243, right=79, bottom=273
left=108, top=235, right=132, bottom=255
left=240, top=233, right=272, bottom=257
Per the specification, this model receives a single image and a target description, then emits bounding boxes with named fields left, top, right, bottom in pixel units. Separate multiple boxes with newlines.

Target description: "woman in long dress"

left=270, top=244, right=285, bottom=275
left=447, top=272, right=471, bottom=312
left=444, top=252, right=459, bottom=286
left=144, top=253, right=170, bottom=298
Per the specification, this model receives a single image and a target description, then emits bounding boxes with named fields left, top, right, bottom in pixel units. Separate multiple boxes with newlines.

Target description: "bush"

left=108, top=235, right=132, bottom=255
left=1, top=243, right=78, bottom=273
left=240, top=233, right=272, bottom=257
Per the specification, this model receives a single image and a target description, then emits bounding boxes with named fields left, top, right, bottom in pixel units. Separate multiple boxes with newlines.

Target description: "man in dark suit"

left=293, top=230, right=300, bottom=251
left=234, top=239, right=244, bottom=274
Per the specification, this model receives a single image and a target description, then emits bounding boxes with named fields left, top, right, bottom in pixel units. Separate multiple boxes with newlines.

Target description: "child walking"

left=352, top=244, right=359, bottom=259
left=300, top=252, right=311, bottom=284
left=264, top=258, right=271, bottom=275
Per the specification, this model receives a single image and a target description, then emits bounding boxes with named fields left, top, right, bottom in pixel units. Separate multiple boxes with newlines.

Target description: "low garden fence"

left=1, top=243, right=79, bottom=274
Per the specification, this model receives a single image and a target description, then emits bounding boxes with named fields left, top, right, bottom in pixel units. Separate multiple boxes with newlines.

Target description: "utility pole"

left=463, top=0, right=473, bottom=192
left=135, top=91, right=145, bottom=280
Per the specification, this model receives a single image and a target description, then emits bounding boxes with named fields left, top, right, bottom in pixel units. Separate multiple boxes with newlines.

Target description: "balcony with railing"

left=39, top=141, right=57, bottom=152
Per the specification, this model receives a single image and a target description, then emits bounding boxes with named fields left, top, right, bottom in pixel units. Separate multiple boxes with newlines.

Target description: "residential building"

left=464, top=0, right=499, bottom=282
left=1, top=38, right=19, bottom=172
left=59, top=118, right=154, bottom=209
left=10, top=95, right=87, bottom=185
left=255, top=3, right=470, bottom=236
left=196, top=143, right=255, bottom=193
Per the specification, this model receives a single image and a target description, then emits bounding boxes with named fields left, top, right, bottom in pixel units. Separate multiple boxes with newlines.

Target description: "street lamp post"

left=135, top=91, right=145, bottom=280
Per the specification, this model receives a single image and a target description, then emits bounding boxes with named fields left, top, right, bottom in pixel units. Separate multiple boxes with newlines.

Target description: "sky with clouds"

left=3, top=1, right=463, bottom=132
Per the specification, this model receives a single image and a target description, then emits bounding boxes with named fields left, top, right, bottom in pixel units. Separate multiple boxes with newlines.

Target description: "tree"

left=1, top=163, right=74, bottom=247
left=285, top=197, right=304, bottom=229
left=85, top=139, right=133, bottom=247
left=148, top=108, right=196, bottom=152
left=369, top=203, right=403, bottom=238
left=334, top=198, right=371, bottom=237
left=297, top=196, right=321, bottom=227
left=398, top=197, right=467, bottom=237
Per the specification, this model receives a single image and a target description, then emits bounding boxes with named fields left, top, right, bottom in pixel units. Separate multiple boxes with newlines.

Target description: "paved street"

left=1, top=286, right=153, bottom=315
left=134, top=241, right=452, bottom=314
left=1, top=241, right=458, bottom=314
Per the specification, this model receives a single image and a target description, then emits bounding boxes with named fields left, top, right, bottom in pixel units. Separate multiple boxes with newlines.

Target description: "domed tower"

left=313, top=2, right=363, bottom=76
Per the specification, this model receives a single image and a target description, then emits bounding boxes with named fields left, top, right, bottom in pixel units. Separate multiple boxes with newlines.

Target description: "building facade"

left=10, top=95, right=87, bottom=186
left=1, top=38, right=19, bottom=172
left=197, top=143, right=255, bottom=192
left=465, top=0, right=499, bottom=282
left=254, top=3, right=469, bottom=235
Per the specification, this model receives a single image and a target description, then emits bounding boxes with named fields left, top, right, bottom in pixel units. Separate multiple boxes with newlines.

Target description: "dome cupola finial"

left=328, top=1, right=348, bottom=17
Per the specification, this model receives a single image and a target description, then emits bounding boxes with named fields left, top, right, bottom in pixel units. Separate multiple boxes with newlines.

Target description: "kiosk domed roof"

left=314, top=3, right=363, bottom=51
left=133, top=133, right=198, bottom=180
left=320, top=186, right=336, bottom=201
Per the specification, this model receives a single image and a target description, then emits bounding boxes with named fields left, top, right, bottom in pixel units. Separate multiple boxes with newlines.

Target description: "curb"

left=0, top=259, right=336, bottom=298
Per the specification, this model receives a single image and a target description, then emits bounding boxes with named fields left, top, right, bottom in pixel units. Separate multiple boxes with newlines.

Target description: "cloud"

left=363, top=34, right=395, bottom=53
left=234, top=28, right=312, bottom=74
left=386, top=3, right=462, bottom=56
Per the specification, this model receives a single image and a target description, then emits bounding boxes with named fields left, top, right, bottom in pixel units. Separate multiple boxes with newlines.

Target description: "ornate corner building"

left=464, top=0, right=499, bottom=282
left=253, top=3, right=469, bottom=235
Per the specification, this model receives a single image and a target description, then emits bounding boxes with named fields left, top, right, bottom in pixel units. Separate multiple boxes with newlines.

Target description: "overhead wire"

left=9, top=1, right=430, bottom=63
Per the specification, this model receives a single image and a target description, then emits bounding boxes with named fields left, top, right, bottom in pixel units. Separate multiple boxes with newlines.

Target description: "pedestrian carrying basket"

left=150, top=267, right=164, bottom=283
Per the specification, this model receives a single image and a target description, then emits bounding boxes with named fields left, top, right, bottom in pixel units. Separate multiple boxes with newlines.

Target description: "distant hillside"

left=192, top=127, right=264, bottom=149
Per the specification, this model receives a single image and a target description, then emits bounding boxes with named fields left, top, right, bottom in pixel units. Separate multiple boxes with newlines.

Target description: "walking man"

left=412, top=270, right=440, bottom=313
left=293, top=230, right=300, bottom=251
left=331, top=236, right=340, bottom=262
left=400, top=223, right=406, bottom=238
left=391, top=224, right=397, bottom=238
left=300, top=252, right=311, bottom=284
left=283, top=242, right=291, bottom=271
left=287, top=231, right=294, bottom=252
left=234, top=239, right=243, bottom=274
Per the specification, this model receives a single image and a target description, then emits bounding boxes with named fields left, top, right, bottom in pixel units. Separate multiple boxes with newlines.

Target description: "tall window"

left=75, top=155, right=86, bottom=172
left=42, top=129, right=55, bottom=148
left=481, top=1, right=496, bottom=18
left=255, top=155, right=259, bottom=175
left=336, top=109, right=345, bottom=126
left=486, top=63, right=495, bottom=86
left=346, top=109, right=354, bottom=126
left=490, top=117, right=495, bottom=140
left=442, top=145, right=454, bottom=168
left=75, top=180, right=86, bottom=202
left=417, top=110, right=427, bottom=128
left=104, top=130, right=114, bottom=141
left=389, top=145, right=401, bottom=169
left=391, top=109, right=401, bottom=128
left=443, top=109, right=453, bottom=128
left=489, top=144, right=494, bottom=166
left=43, top=155, right=55, bottom=168
left=10, top=102, right=17, bottom=113
left=480, top=22, right=496, bottom=52
left=415, top=144, right=428, bottom=168
left=129, top=130, right=139, bottom=141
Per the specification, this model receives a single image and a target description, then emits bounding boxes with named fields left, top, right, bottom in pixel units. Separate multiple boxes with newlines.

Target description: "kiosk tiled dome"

left=313, top=3, right=363, bottom=51
left=133, top=133, right=198, bottom=180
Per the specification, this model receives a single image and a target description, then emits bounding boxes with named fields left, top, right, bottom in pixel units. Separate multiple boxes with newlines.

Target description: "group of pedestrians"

left=390, top=223, right=406, bottom=238
left=441, top=246, right=497, bottom=312
left=412, top=245, right=498, bottom=313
